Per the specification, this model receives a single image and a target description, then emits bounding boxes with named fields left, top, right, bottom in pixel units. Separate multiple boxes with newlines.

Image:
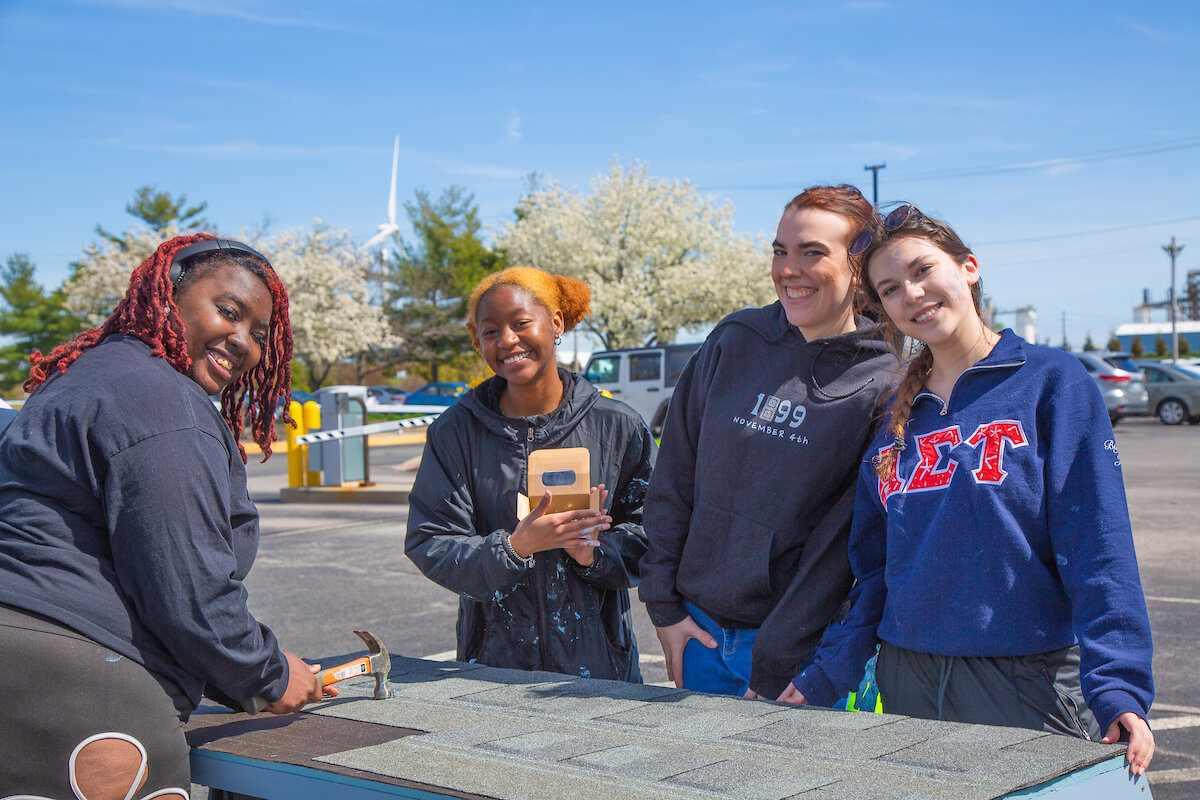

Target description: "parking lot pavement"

left=241, top=417, right=1198, bottom=798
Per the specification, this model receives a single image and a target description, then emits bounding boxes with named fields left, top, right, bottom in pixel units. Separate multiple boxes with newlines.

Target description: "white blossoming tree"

left=497, top=162, right=773, bottom=349
left=264, top=221, right=393, bottom=389
left=64, top=219, right=392, bottom=390
left=63, top=223, right=183, bottom=327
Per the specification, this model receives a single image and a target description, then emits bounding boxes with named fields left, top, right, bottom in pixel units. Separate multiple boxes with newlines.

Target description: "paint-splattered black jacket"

left=405, top=369, right=654, bottom=682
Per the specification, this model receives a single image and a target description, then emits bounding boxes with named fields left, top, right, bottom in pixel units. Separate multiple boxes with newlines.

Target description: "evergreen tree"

left=1130, top=337, right=1144, bottom=357
left=1106, top=334, right=1122, bottom=351
left=96, top=185, right=208, bottom=244
left=0, top=254, right=82, bottom=391
left=373, top=187, right=504, bottom=381
left=1179, top=337, right=1192, bottom=357
left=1154, top=334, right=1168, bottom=357
left=1083, top=334, right=1097, bottom=351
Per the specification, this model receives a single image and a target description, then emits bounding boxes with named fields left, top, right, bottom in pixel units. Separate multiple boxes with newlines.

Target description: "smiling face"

left=475, top=284, right=564, bottom=388
left=867, top=235, right=982, bottom=350
left=771, top=208, right=858, bottom=340
left=174, top=260, right=273, bottom=395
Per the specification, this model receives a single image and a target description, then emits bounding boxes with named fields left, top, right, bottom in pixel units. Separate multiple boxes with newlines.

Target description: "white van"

left=583, top=343, right=701, bottom=436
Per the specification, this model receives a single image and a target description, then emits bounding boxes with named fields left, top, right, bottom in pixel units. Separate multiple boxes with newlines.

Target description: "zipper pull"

left=940, top=406, right=949, bottom=416
left=527, top=425, right=534, bottom=444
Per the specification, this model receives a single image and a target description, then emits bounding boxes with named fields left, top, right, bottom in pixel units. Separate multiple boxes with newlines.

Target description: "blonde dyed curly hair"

left=466, top=266, right=591, bottom=351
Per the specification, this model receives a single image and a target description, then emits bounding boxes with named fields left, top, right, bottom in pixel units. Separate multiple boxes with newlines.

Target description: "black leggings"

left=876, top=641, right=1102, bottom=741
left=0, top=604, right=191, bottom=798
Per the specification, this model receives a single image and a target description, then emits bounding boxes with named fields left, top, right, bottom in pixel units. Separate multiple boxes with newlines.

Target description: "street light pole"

left=864, top=163, right=886, bottom=208
left=1164, top=237, right=1184, bottom=363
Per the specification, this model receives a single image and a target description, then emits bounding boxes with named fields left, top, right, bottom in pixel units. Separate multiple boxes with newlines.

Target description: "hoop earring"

left=554, top=335, right=562, bottom=346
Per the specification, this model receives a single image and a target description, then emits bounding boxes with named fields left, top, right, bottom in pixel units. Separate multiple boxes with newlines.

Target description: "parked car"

left=403, top=382, right=469, bottom=407
left=584, top=343, right=701, bottom=436
left=1070, top=352, right=1148, bottom=424
left=367, top=385, right=408, bottom=406
left=1136, top=361, right=1200, bottom=425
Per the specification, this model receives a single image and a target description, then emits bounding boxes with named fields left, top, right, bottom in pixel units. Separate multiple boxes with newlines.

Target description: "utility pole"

left=864, top=163, right=886, bottom=207
left=1061, top=311, right=1068, bottom=350
left=1164, top=237, right=1184, bottom=363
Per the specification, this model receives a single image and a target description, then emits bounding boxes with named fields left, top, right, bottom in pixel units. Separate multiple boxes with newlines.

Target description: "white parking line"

left=1146, top=766, right=1200, bottom=785
left=1155, top=703, right=1200, bottom=714
left=1149, top=714, right=1200, bottom=731
left=1145, top=595, right=1200, bottom=605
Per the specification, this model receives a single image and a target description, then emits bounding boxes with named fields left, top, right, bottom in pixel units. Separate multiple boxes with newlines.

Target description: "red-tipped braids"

left=25, top=233, right=294, bottom=463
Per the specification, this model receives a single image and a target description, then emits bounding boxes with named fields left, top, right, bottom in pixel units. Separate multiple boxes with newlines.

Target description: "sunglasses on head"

left=849, top=204, right=920, bottom=256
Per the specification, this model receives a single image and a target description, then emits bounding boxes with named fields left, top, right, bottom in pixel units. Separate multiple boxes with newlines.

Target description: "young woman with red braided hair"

left=782, top=207, right=1154, bottom=778
left=0, top=234, right=333, bottom=797
left=406, top=266, right=655, bottom=682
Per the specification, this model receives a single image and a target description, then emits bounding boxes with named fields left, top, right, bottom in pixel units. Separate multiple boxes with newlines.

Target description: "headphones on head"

left=169, top=238, right=272, bottom=286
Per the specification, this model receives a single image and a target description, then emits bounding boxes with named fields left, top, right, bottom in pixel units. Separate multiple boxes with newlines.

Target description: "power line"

left=695, top=135, right=1200, bottom=192
left=975, top=214, right=1200, bottom=246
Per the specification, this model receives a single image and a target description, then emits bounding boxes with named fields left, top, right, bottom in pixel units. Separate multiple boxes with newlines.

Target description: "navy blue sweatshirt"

left=639, top=303, right=899, bottom=697
left=793, top=331, right=1154, bottom=733
left=0, top=335, right=289, bottom=714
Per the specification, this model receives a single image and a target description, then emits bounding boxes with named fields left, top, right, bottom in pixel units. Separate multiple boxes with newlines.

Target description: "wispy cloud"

left=89, top=133, right=528, bottom=181
left=88, top=136, right=377, bottom=158
left=849, top=89, right=1003, bottom=112
left=64, top=0, right=359, bottom=32
left=507, top=113, right=522, bottom=142
left=1117, top=16, right=1173, bottom=41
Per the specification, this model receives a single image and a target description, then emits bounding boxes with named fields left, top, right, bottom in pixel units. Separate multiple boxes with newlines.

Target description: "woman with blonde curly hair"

left=406, top=266, right=655, bottom=681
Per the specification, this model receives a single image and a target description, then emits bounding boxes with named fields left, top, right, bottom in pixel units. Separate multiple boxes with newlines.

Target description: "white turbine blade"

left=387, top=135, right=399, bottom=226
left=365, top=230, right=390, bottom=248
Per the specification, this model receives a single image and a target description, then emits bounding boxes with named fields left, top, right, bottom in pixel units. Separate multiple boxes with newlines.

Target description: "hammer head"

left=353, top=629, right=392, bottom=700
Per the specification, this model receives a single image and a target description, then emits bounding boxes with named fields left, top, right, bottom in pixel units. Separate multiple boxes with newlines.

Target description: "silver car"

left=1136, top=361, right=1200, bottom=425
left=1070, top=352, right=1148, bottom=424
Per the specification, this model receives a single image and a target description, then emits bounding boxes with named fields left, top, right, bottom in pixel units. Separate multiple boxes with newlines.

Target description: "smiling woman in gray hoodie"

left=640, top=185, right=899, bottom=700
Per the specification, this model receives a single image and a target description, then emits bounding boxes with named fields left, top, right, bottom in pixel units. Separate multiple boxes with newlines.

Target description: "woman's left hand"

left=1102, top=711, right=1154, bottom=776
left=776, top=683, right=809, bottom=705
left=564, top=485, right=609, bottom=567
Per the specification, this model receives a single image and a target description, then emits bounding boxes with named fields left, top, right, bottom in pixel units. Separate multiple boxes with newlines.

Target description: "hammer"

left=317, top=629, right=392, bottom=700
left=242, top=629, right=392, bottom=713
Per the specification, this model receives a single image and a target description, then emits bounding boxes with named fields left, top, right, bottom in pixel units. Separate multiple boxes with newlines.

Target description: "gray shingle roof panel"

left=305, top=658, right=1126, bottom=800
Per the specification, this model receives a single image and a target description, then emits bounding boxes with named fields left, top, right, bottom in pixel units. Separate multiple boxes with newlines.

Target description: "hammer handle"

left=317, top=656, right=371, bottom=686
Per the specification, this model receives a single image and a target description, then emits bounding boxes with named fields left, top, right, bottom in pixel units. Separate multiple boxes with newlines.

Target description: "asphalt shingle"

left=307, top=658, right=1127, bottom=800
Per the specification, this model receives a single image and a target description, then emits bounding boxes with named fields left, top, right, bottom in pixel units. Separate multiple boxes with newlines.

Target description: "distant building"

left=1118, top=270, right=1200, bottom=353
left=1115, top=321, right=1200, bottom=353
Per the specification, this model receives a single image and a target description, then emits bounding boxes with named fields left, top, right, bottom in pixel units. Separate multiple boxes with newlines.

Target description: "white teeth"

left=212, top=353, right=233, bottom=370
left=502, top=352, right=529, bottom=365
left=914, top=306, right=939, bottom=323
left=785, top=287, right=815, bottom=299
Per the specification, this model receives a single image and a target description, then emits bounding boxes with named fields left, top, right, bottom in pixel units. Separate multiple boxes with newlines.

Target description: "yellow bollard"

left=286, top=400, right=304, bottom=488
left=303, top=400, right=322, bottom=486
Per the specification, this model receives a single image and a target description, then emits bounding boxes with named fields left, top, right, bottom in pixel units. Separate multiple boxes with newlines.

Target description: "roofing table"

left=186, top=655, right=1153, bottom=799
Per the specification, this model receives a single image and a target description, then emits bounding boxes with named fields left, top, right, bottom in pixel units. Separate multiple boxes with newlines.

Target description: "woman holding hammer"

left=0, top=235, right=330, bottom=796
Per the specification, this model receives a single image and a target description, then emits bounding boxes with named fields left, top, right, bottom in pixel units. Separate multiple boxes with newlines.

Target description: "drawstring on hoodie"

left=809, top=341, right=877, bottom=401
left=936, top=656, right=955, bottom=720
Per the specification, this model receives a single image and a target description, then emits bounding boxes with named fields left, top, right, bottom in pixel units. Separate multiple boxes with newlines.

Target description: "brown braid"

left=858, top=206, right=983, bottom=479
left=24, top=233, right=293, bottom=462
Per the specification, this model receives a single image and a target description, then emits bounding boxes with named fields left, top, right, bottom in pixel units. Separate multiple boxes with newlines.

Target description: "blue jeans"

left=681, top=601, right=757, bottom=696
left=682, top=601, right=845, bottom=706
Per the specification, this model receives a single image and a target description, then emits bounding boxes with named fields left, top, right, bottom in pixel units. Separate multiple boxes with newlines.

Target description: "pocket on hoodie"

left=677, top=500, right=776, bottom=623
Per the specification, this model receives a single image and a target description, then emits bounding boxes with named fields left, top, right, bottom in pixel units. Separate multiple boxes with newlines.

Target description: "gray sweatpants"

left=876, top=641, right=1103, bottom=741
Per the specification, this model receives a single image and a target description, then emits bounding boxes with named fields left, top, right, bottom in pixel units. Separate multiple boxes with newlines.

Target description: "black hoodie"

left=639, top=303, right=898, bottom=697
left=406, top=369, right=655, bottom=682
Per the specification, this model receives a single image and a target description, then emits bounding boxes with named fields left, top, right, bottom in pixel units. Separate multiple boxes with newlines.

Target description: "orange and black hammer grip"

left=317, top=656, right=372, bottom=686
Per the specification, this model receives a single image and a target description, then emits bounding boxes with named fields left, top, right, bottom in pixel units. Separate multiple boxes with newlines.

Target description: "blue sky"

left=2, top=0, right=1198, bottom=347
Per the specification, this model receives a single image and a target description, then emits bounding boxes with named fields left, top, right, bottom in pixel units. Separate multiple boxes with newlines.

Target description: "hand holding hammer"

left=246, top=630, right=391, bottom=714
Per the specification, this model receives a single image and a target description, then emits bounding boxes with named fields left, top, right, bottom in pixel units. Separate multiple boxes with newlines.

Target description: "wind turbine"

left=364, top=135, right=401, bottom=259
